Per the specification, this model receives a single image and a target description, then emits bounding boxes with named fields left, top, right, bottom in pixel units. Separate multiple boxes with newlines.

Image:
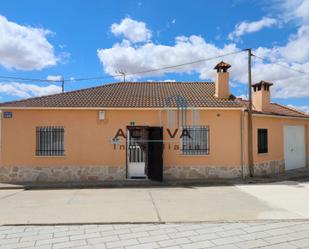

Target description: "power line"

left=252, top=54, right=309, bottom=76
left=0, top=50, right=245, bottom=83
left=1, top=50, right=309, bottom=84
left=0, top=75, right=61, bottom=82
left=127, top=50, right=245, bottom=77
left=71, top=50, right=245, bottom=82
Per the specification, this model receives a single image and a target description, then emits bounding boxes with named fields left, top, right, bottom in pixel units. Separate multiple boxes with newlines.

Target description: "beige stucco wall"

left=0, top=109, right=243, bottom=168
left=252, top=115, right=309, bottom=164
left=0, top=108, right=308, bottom=182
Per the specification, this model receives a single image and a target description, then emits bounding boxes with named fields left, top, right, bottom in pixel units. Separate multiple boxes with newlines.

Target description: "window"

left=258, top=129, right=268, bottom=154
left=182, top=126, right=209, bottom=155
left=36, top=127, right=64, bottom=156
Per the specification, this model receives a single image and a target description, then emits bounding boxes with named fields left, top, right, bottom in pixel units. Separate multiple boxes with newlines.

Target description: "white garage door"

left=284, top=125, right=306, bottom=170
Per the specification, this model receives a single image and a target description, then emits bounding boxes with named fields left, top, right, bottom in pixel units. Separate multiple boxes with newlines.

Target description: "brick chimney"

left=252, top=81, right=273, bottom=112
left=214, top=61, right=231, bottom=99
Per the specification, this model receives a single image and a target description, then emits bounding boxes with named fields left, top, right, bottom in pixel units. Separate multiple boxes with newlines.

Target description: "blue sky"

left=0, top=0, right=309, bottom=112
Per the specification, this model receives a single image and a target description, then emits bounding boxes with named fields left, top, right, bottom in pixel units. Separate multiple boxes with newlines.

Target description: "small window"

left=182, top=126, right=209, bottom=155
left=258, top=129, right=268, bottom=154
left=36, top=127, right=64, bottom=156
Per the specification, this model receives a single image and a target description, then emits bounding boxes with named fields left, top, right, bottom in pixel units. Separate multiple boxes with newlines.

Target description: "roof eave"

left=0, top=106, right=246, bottom=111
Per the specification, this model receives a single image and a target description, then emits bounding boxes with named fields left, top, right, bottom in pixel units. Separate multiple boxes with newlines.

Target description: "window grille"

left=182, top=126, right=209, bottom=155
left=36, top=127, right=64, bottom=156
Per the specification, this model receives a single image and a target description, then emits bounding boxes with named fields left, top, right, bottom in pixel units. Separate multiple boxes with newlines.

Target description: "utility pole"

left=247, top=48, right=254, bottom=177
left=61, top=76, right=65, bottom=93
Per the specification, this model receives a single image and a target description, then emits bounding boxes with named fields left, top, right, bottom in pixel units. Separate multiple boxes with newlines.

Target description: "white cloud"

left=278, top=25, right=309, bottom=63
left=286, top=0, right=309, bottom=23
left=296, top=0, right=309, bottom=21
left=0, top=15, right=58, bottom=70
left=47, top=75, right=62, bottom=81
left=147, top=79, right=176, bottom=82
left=111, top=18, right=152, bottom=43
left=237, top=94, right=248, bottom=100
left=0, top=82, right=62, bottom=98
left=270, top=0, right=309, bottom=23
left=288, top=104, right=309, bottom=114
left=98, top=35, right=242, bottom=79
left=228, top=17, right=277, bottom=40
left=99, top=2, right=309, bottom=100
left=98, top=26, right=309, bottom=99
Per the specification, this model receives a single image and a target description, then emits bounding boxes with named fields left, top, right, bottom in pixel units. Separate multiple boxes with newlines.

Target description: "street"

left=1, top=222, right=309, bottom=248
left=1, top=180, right=309, bottom=248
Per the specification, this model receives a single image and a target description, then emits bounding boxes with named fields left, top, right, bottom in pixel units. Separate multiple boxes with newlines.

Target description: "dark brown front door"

left=147, top=127, right=163, bottom=182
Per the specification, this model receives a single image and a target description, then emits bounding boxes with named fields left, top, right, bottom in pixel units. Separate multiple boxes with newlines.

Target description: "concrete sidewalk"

left=0, top=180, right=309, bottom=225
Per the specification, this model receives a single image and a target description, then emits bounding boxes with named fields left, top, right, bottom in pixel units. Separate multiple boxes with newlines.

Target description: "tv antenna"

left=116, top=70, right=126, bottom=82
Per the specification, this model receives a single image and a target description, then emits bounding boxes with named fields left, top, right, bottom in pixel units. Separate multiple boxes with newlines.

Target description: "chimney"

left=252, top=81, right=273, bottom=112
left=214, top=61, right=231, bottom=99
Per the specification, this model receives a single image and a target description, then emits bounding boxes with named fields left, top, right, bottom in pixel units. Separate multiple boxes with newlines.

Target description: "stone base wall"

left=163, top=160, right=287, bottom=180
left=163, top=166, right=242, bottom=180
left=0, top=158, right=300, bottom=183
left=0, top=166, right=126, bottom=183
left=252, top=160, right=285, bottom=177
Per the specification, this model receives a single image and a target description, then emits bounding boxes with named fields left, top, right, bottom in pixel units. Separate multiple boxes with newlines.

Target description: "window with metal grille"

left=36, top=127, right=64, bottom=156
left=258, top=129, right=268, bottom=154
left=181, top=126, right=209, bottom=155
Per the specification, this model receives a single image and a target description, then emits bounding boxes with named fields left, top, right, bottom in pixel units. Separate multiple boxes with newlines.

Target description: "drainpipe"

left=241, top=109, right=246, bottom=179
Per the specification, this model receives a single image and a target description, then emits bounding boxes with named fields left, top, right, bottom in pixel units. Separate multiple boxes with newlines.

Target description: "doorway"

left=127, top=126, right=147, bottom=179
left=126, top=126, right=163, bottom=181
left=284, top=125, right=306, bottom=170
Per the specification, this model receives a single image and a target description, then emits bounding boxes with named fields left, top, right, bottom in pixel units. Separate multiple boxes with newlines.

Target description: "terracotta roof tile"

left=0, top=82, right=243, bottom=108
left=238, top=99, right=309, bottom=118
left=1, top=82, right=306, bottom=118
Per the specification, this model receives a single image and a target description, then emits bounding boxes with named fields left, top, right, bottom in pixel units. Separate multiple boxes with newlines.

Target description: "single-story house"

left=0, top=62, right=308, bottom=183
